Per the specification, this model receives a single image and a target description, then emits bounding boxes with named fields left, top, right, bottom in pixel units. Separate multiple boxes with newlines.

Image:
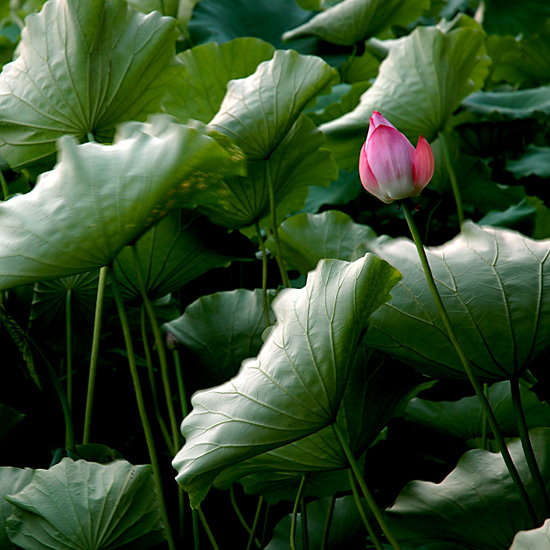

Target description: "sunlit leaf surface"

left=0, top=0, right=183, bottom=169
left=173, top=254, right=401, bottom=507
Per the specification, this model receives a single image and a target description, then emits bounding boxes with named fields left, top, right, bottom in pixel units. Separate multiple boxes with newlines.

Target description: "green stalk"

left=255, top=221, right=271, bottom=328
left=0, top=170, right=9, bottom=200
left=131, top=247, right=180, bottom=455
left=481, top=383, right=489, bottom=451
left=300, top=496, right=309, bottom=550
left=192, top=508, right=200, bottom=550
left=510, top=376, right=550, bottom=521
left=173, top=349, right=188, bottom=418
left=197, top=507, right=220, bottom=550
left=141, top=305, right=172, bottom=451
left=320, top=494, right=336, bottom=550
left=245, top=496, right=264, bottom=550
left=109, top=273, right=176, bottom=550
left=333, top=424, right=400, bottom=550
left=291, top=475, right=307, bottom=550
left=230, top=487, right=262, bottom=549
left=438, top=131, right=464, bottom=228
left=265, top=159, right=290, bottom=287
left=401, top=202, right=538, bottom=526
left=83, top=266, right=108, bottom=444
left=65, top=289, right=73, bottom=411
left=347, top=469, right=382, bottom=550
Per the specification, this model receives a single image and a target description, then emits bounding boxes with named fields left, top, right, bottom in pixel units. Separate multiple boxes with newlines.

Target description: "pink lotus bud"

left=359, top=111, right=434, bottom=204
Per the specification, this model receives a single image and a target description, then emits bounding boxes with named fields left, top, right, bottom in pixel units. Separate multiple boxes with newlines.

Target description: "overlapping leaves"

left=173, top=254, right=401, bottom=507
left=0, top=116, right=245, bottom=290
left=364, top=222, right=550, bottom=381
left=0, top=0, right=183, bottom=170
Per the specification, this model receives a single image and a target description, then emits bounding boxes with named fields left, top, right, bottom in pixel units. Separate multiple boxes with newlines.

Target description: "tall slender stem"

left=510, top=377, right=550, bottom=521
left=332, top=424, right=401, bottom=550
left=438, top=131, right=464, bottom=228
left=348, top=469, right=382, bottom=550
left=65, top=289, right=73, bottom=411
left=131, top=247, right=180, bottom=454
left=320, top=494, right=336, bottom=550
left=0, top=170, right=9, bottom=200
left=197, top=507, right=220, bottom=550
left=83, top=266, right=108, bottom=444
left=290, top=475, right=307, bottom=550
left=141, top=305, right=172, bottom=451
left=109, top=273, right=176, bottom=550
left=401, top=202, right=538, bottom=526
left=245, top=496, right=264, bottom=550
left=265, top=159, right=290, bottom=287
left=255, top=221, right=271, bottom=327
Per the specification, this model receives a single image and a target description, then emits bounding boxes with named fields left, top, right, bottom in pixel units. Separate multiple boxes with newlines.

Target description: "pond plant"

left=1, top=0, right=550, bottom=549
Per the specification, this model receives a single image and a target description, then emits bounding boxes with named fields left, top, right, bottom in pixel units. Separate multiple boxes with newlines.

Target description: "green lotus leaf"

left=407, top=381, right=550, bottom=442
left=162, top=289, right=275, bottom=387
left=213, top=350, right=426, bottom=501
left=112, top=211, right=252, bottom=301
left=510, top=519, right=550, bottom=550
left=282, top=0, right=430, bottom=46
left=0, top=116, right=245, bottom=291
left=266, top=210, right=376, bottom=275
left=5, top=458, right=164, bottom=550
left=462, top=86, right=550, bottom=119
left=163, top=37, right=275, bottom=124
left=479, top=0, right=550, bottom=36
left=172, top=254, right=401, bottom=507
left=185, top=0, right=314, bottom=51
left=507, top=146, right=550, bottom=179
left=198, top=115, right=337, bottom=229
left=0, top=467, right=34, bottom=550
left=386, top=428, right=550, bottom=549
left=364, top=222, right=550, bottom=381
left=0, top=0, right=183, bottom=170
left=210, top=49, right=339, bottom=160
left=320, top=25, right=489, bottom=169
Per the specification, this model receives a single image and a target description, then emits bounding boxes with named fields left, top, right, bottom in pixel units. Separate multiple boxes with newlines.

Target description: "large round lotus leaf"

left=0, top=0, right=183, bottom=170
left=386, top=428, right=550, bottom=549
left=319, top=25, right=488, bottom=169
left=364, top=222, right=550, bottom=382
left=282, top=0, right=429, bottom=46
left=172, top=254, right=401, bottom=508
left=0, top=116, right=244, bottom=291
left=5, top=458, right=164, bottom=550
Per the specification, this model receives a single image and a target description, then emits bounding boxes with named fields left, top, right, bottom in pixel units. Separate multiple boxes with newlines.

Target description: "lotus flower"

left=359, top=111, right=434, bottom=204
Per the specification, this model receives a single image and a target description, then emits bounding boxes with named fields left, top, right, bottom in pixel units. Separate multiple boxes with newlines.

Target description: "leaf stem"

left=291, top=475, right=307, bottom=550
left=510, top=376, right=550, bottom=521
left=348, top=468, right=383, bottom=550
left=245, top=496, right=264, bottom=550
left=230, top=487, right=262, bottom=549
left=320, top=494, right=336, bottom=550
left=131, top=247, right=180, bottom=455
left=65, top=289, right=73, bottom=412
left=401, top=202, right=538, bottom=526
left=109, top=272, right=176, bottom=550
left=197, top=507, right=221, bottom=550
left=265, top=159, right=290, bottom=287
left=0, top=170, right=9, bottom=200
left=332, top=424, right=401, bottom=550
left=438, top=131, right=464, bottom=228
left=255, top=221, right=271, bottom=328
left=83, top=266, right=108, bottom=444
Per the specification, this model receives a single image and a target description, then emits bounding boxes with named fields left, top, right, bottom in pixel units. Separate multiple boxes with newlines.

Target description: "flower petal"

left=366, top=125, right=415, bottom=200
left=413, top=135, right=435, bottom=190
left=359, top=141, right=393, bottom=203
left=367, top=111, right=396, bottom=141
